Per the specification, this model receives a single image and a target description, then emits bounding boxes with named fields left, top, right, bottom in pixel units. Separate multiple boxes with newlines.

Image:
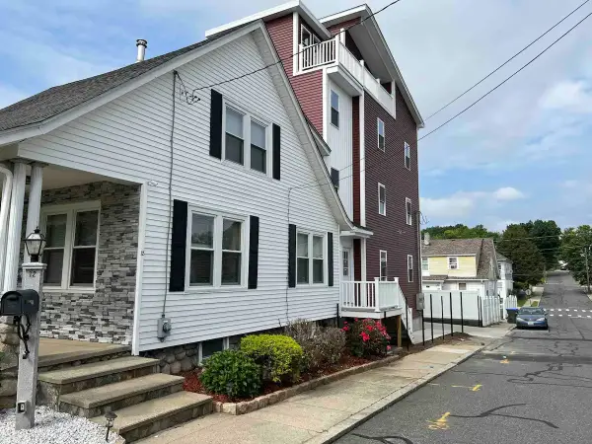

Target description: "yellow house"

left=421, top=236, right=499, bottom=297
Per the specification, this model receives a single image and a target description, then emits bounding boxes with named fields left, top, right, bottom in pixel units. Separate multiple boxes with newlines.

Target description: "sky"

left=1, top=0, right=591, bottom=232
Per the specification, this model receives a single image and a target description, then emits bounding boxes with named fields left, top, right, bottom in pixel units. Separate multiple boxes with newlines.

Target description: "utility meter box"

left=0, top=289, right=40, bottom=317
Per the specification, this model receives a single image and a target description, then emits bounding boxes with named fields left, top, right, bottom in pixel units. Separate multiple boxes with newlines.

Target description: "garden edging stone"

left=213, top=354, right=401, bottom=415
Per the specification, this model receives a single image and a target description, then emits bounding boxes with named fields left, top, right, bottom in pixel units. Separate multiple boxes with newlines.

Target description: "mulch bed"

left=181, top=352, right=381, bottom=403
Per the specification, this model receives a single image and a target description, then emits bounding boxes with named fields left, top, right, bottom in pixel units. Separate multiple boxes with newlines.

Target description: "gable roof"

left=496, top=251, right=511, bottom=263
left=422, top=238, right=498, bottom=280
left=0, top=29, right=237, bottom=133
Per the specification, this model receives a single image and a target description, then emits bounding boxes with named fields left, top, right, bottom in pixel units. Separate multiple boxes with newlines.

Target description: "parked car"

left=516, top=307, right=548, bottom=329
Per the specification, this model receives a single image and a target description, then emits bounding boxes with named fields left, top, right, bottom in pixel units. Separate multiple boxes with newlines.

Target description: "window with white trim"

left=301, top=24, right=320, bottom=47
left=377, top=118, right=385, bottom=151
left=405, top=198, right=413, bottom=225
left=448, top=257, right=458, bottom=270
left=407, top=254, right=414, bottom=282
left=41, top=204, right=100, bottom=289
left=330, top=90, right=339, bottom=127
left=459, top=282, right=467, bottom=291
left=223, top=102, right=271, bottom=175
left=421, top=257, right=429, bottom=272
left=297, top=232, right=325, bottom=285
left=378, top=183, right=386, bottom=216
left=342, top=250, right=350, bottom=277
left=188, top=210, right=246, bottom=288
left=380, top=250, right=388, bottom=281
left=404, top=142, right=411, bottom=170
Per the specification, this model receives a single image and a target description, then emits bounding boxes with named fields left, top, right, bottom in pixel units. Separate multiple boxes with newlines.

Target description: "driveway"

left=336, top=271, right=592, bottom=444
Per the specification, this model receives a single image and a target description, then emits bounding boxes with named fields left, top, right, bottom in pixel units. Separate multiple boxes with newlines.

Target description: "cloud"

left=540, top=80, right=592, bottom=113
left=421, top=186, right=525, bottom=222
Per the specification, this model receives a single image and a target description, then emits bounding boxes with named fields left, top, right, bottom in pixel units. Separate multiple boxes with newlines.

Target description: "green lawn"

left=517, top=298, right=528, bottom=307
left=531, top=301, right=539, bottom=307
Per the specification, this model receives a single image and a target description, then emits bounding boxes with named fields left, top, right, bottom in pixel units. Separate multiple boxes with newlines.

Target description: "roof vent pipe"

left=136, top=39, right=147, bottom=62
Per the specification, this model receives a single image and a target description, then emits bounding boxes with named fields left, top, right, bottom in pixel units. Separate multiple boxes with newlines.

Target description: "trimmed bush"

left=200, top=350, right=262, bottom=399
left=286, top=320, right=345, bottom=371
left=344, top=319, right=391, bottom=358
left=240, top=334, right=303, bottom=383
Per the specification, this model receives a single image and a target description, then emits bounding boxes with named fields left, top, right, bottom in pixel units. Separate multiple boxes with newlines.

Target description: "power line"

left=418, top=9, right=592, bottom=141
left=180, top=0, right=404, bottom=95
left=424, top=0, right=591, bottom=120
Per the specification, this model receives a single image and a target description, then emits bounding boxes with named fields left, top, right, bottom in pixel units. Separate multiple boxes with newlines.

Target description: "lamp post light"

left=105, top=411, right=117, bottom=441
left=24, top=227, right=46, bottom=263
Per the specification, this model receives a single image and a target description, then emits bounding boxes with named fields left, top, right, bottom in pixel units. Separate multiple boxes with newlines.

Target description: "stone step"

left=58, top=373, right=185, bottom=417
left=91, top=391, right=212, bottom=443
left=38, top=357, right=159, bottom=407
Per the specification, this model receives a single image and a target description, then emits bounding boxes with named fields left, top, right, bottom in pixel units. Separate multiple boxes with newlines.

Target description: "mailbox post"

left=14, top=261, right=45, bottom=429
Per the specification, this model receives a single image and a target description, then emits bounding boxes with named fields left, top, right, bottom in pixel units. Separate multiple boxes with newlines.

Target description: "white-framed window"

left=380, top=250, right=388, bottom=281
left=421, top=257, right=429, bottom=272
left=404, top=142, right=411, bottom=170
left=301, top=24, right=320, bottom=47
left=378, top=183, right=386, bottom=216
left=459, top=282, right=467, bottom=291
left=407, top=254, right=414, bottom=282
left=330, top=90, right=339, bottom=127
left=342, top=250, right=350, bottom=277
left=41, top=202, right=100, bottom=290
left=448, top=257, right=458, bottom=270
left=405, top=198, right=413, bottom=225
left=223, top=102, right=272, bottom=175
left=297, top=231, right=325, bottom=285
left=377, top=118, right=385, bottom=151
left=498, top=263, right=502, bottom=275
left=188, top=209, right=247, bottom=288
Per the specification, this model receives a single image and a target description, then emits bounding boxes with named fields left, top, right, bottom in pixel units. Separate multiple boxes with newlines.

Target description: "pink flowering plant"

left=343, top=319, right=391, bottom=357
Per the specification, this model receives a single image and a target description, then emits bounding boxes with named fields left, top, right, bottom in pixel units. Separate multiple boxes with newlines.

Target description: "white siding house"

left=0, top=23, right=352, bottom=356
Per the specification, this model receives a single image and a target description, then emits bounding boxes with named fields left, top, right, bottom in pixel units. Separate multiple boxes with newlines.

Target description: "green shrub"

left=200, top=350, right=262, bottom=399
left=240, top=334, right=303, bottom=383
left=286, top=320, right=345, bottom=371
left=344, top=319, right=391, bottom=358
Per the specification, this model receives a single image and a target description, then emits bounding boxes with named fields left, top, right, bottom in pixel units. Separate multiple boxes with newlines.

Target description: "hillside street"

left=337, top=271, right=592, bottom=444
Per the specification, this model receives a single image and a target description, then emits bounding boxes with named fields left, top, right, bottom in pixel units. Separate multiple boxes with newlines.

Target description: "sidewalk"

left=139, top=338, right=485, bottom=444
left=417, top=320, right=514, bottom=343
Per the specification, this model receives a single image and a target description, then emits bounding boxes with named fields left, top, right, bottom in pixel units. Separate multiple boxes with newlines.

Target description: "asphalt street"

left=336, top=271, right=592, bottom=444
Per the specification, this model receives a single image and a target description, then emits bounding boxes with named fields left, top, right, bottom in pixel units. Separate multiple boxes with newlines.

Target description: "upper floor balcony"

left=298, top=36, right=396, bottom=118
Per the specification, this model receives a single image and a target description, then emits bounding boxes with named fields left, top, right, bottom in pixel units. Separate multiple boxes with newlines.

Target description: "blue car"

left=516, top=307, right=548, bottom=329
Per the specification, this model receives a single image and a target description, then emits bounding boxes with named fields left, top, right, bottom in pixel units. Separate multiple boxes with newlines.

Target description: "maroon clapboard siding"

left=364, top=88, right=420, bottom=311
left=265, top=15, right=323, bottom=134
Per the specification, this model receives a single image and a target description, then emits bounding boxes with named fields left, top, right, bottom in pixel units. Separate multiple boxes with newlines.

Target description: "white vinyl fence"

left=423, top=291, right=503, bottom=327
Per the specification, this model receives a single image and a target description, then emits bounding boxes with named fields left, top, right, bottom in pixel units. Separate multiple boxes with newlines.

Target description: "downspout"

left=0, top=164, right=13, bottom=290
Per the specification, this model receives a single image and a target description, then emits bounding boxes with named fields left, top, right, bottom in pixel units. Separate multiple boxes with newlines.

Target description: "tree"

left=519, top=220, right=561, bottom=270
left=497, top=225, right=545, bottom=287
left=422, top=224, right=499, bottom=241
left=560, top=226, right=592, bottom=290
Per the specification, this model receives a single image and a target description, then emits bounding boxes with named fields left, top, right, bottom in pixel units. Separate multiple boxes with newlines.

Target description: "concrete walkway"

left=139, top=339, right=486, bottom=444
left=417, top=321, right=513, bottom=343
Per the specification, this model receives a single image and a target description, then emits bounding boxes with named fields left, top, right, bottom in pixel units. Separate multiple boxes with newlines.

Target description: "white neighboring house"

left=0, top=22, right=357, bottom=361
left=496, top=252, right=514, bottom=298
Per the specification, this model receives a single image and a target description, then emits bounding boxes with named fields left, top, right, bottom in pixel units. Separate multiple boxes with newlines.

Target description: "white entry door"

left=342, top=249, right=353, bottom=281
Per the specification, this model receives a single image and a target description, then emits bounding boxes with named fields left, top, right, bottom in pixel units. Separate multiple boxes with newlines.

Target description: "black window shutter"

left=288, top=224, right=296, bottom=288
left=273, top=124, right=281, bottom=180
left=209, top=89, right=223, bottom=159
left=328, top=232, right=334, bottom=287
left=330, top=168, right=340, bottom=190
left=248, top=216, right=260, bottom=289
left=169, top=200, right=188, bottom=292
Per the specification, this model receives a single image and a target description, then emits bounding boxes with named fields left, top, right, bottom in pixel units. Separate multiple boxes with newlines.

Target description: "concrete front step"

left=58, top=373, right=185, bottom=417
left=38, top=357, right=159, bottom=407
left=91, top=391, right=213, bottom=443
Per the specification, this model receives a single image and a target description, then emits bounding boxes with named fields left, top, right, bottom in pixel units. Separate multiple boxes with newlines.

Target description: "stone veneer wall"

left=36, top=181, right=140, bottom=344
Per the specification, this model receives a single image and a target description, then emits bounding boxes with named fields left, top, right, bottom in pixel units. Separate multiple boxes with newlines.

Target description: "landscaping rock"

left=180, top=357, right=193, bottom=372
left=170, top=361, right=182, bottom=375
left=0, top=379, right=17, bottom=397
left=175, top=351, right=187, bottom=360
left=165, top=354, right=176, bottom=364
left=161, top=364, right=171, bottom=375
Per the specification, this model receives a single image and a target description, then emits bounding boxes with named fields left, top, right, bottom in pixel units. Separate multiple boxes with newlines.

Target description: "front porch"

left=339, top=278, right=406, bottom=319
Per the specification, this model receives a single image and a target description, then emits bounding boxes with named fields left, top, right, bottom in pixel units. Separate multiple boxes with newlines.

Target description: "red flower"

left=361, top=332, right=370, bottom=342
left=387, top=345, right=392, bottom=351
left=342, top=325, right=350, bottom=332
left=343, top=320, right=348, bottom=324
left=367, top=325, right=374, bottom=332
left=354, top=318, right=359, bottom=322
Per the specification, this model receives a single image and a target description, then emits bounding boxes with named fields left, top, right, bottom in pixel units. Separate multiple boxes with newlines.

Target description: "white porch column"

left=4, top=161, right=28, bottom=292
left=24, top=163, right=44, bottom=263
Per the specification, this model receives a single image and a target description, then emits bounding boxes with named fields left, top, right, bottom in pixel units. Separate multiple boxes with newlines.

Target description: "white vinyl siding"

left=19, top=33, right=341, bottom=352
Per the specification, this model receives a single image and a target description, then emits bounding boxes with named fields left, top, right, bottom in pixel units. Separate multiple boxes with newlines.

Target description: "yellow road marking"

left=428, top=412, right=451, bottom=430
left=471, top=384, right=482, bottom=392
left=500, top=359, right=510, bottom=364
left=428, top=383, right=440, bottom=386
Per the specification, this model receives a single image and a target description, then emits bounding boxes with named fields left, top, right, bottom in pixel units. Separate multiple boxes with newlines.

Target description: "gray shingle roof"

left=0, top=29, right=237, bottom=133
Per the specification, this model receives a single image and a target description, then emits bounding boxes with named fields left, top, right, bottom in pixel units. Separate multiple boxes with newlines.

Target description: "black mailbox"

left=0, top=289, right=40, bottom=317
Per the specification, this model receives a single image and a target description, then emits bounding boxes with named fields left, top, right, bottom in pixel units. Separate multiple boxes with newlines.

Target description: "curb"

left=304, top=344, right=487, bottom=444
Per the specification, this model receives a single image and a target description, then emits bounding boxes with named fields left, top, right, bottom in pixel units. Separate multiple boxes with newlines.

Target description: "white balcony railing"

left=299, top=36, right=395, bottom=116
left=341, top=277, right=404, bottom=313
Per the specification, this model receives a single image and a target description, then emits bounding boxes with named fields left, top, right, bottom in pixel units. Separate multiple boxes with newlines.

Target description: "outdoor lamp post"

left=105, top=411, right=117, bottom=441
left=24, top=227, right=46, bottom=262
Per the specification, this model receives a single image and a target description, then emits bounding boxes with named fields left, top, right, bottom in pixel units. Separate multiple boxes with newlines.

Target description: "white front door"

left=342, top=249, right=353, bottom=281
